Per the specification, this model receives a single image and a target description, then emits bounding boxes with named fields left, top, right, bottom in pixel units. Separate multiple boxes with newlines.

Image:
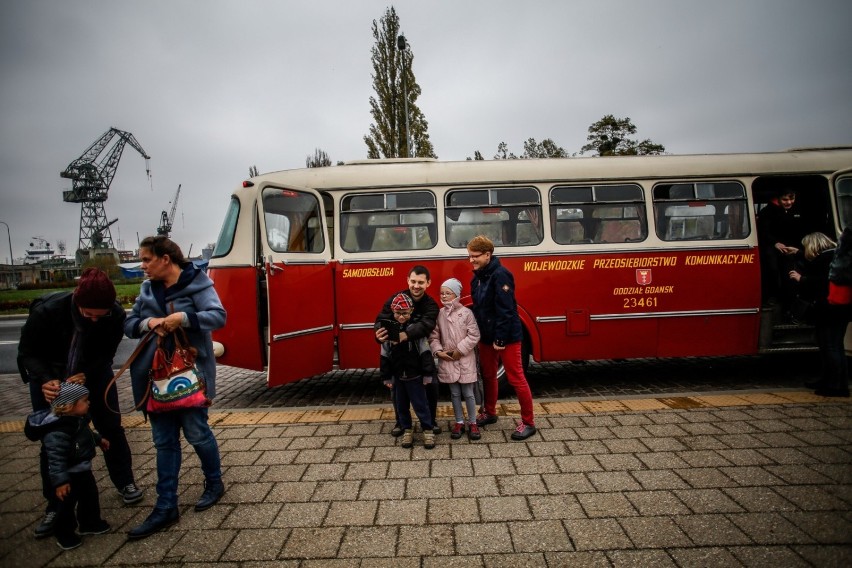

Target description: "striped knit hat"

left=51, top=382, right=89, bottom=411
left=391, top=293, right=414, bottom=312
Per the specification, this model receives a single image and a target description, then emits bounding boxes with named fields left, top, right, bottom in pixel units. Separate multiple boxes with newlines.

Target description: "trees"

left=364, top=7, right=436, bottom=159
left=580, top=114, right=665, bottom=156
left=306, top=148, right=332, bottom=168
left=490, top=138, right=569, bottom=160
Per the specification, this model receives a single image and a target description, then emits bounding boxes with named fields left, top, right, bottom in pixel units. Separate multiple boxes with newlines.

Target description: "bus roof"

left=246, top=147, right=852, bottom=193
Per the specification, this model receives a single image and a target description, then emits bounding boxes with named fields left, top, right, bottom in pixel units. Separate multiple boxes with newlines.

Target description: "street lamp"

left=397, top=34, right=413, bottom=158
left=0, top=221, right=14, bottom=287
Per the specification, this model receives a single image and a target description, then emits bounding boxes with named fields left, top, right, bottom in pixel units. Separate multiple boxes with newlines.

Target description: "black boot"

left=127, top=507, right=179, bottom=540
left=195, top=480, right=225, bottom=512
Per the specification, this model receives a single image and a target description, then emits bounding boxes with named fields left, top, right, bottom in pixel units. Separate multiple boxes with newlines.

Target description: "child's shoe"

left=467, top=423, right=481, bottom=440
left=79, top=520, right=111, bottom=535
left=401, top=429, right=414, bottom=448
left=423, top=430, right=435, bottom=449
left=56, top=532, right=82, bottom=551
left=450, top=422, right=464, bottom=439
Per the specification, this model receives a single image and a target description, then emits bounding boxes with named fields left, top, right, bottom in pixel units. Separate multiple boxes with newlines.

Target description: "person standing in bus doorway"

left=429, top=278, right=482, bottom=440
left=18, top=268, right=144, bottom=540
left=789, top=232, right=850, bottom=398
left=124, top=236, right=227, bottom=539
left=467, top=235, right=537, bottom=440
left=379, top=293, right=437, bottom=449
left=758, top=188, right=806, bottom=310
left=375, top=265, right=441, bottom=436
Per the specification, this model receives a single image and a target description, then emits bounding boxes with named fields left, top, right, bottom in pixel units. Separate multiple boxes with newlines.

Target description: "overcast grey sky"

left=1, top=0, right=850, bottom=262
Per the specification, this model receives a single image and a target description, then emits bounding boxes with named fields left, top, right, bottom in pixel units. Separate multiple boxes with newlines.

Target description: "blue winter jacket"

left=470, top=256, right=523, bottom=346
left=124, top=265, right=226, bottom=407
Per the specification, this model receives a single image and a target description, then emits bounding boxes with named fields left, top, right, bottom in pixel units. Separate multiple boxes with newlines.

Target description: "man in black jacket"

left=374, top=265, right=441, bottom=436
left=18, top=269, right=143, bottom=539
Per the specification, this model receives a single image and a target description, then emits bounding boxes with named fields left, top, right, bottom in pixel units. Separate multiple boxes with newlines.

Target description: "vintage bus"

left=207, top=147, right=852, bottom=387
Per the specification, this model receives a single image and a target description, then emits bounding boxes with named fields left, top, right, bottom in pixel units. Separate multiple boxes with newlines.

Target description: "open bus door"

left=260, top=185, right=335, bottom=386
left=831, top=169, right=852, bottom=356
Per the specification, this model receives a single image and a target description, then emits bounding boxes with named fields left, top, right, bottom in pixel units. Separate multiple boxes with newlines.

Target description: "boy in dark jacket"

left=25, top=382, right=110, bottom=550
left=379, top=293, right=437, bottom=449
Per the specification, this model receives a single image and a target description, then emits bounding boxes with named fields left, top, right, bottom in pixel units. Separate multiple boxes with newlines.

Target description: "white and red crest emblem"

left=636, top=269, right=652, bottom=285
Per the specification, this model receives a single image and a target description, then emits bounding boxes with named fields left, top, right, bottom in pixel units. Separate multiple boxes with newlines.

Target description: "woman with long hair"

left=124, top=236, right=227, bottom=538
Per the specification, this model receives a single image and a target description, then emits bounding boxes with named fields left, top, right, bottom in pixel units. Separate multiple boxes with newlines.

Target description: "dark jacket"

left=470, top=256, right=523, bottom=346
left=379, top=320, right=436, bottom=383
left=757, top=201, right=805, bottom=249
left=25, top=409, right=100, bottom=487
left=797, top=249, right=842, bottom=324
left=374, top=289, right=439, bottom=342
left=829, top=227, right=852, bottom=284
left=17, top=292, right=126, bottom=387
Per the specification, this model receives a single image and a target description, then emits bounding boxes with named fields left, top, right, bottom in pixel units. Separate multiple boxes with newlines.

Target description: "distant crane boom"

left=59, top=127, right=150, bottom=254
left=158, top=184, right=181, bottom=237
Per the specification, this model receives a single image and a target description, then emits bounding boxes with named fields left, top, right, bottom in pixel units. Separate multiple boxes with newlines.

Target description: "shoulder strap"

left=104, top=329, right=158, bottom=414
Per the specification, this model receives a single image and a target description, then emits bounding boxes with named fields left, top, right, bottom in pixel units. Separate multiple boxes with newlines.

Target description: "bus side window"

left=445, top=187, right=542, bottom=248
left=340, top=191, right=437, bottom=253
left=653, top=182, right=749, bottom=241
left=550, top=184, right=646, bottom=245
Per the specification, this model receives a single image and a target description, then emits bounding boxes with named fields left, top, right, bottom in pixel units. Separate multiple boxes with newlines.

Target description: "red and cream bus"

left=207, top=148, right=852, bottom=387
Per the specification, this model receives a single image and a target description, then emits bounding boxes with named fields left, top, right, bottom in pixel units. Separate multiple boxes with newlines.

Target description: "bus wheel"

left=495, top=338, right=531, bottom=397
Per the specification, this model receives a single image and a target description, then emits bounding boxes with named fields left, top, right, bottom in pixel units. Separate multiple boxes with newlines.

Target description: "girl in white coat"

left=429, top=278, right=482, bottom=440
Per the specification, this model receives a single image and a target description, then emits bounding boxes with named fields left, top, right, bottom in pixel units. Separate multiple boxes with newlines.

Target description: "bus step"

left=760, top=346, right=819, bottom=354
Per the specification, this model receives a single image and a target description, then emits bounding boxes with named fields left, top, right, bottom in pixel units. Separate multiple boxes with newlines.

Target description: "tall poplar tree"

left=364, top=7, right=436, bottom=159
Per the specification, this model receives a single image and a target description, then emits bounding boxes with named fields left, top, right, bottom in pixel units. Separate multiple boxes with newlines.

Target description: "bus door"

left=831, top=169, right=852, bottom=355
left=261, top=185, right=335, bottom=386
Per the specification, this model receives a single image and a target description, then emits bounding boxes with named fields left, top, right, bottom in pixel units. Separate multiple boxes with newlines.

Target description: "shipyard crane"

left=157, top=184, right=181, bottom=237
left=60, top=127, right=150, bottom=257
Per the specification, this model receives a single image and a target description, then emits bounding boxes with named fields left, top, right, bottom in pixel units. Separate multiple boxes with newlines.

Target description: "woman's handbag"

left=828, top=282, right=852, bottom=306
left=147, top=328, right=210, bottom=413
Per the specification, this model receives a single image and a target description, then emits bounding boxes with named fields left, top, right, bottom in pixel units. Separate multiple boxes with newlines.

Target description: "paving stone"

left=337, top=525, right=397, bottom=558
left=428, top=497, right=479, bottom=524
left=324, top=500, right=379, bottom=526
left=625, top=490, right=691, bottom=516
left=279, top=526, right=344, bottom=559
left=272, top=501, right=329, bottom=528
left=508, top=519, right=574, bottom=552
left=728, top=512, right=814, bottom=544
left=586, top=471, right=643, bottom=492
left=723, top=486, right=797, bottom=512
left=632, top=469, right=691, bottom=490
left=674, top=488, right=745, bottom=514
left=668, top=547, right=743, bottom=567
left=456, top=522, right=513, bottom=555
left=375, top=498, right=427, bottom=526
left=478, top=496, right=532, bottom=522
left=527, top=494, right=586, bottom=520
left=620, top=516, right=693, bottom=548
left=398, top=524, right=455, bottom=556
left=577, top=492, right=638, bottom=518
left=783, top=511, right=852, bottom=543
left=564, top=518, right=632, bottom=550
left=674, top=513, right=752, bottom=545
left=728, top=544, right=812, bottom=567
left=497, top=474, right=548, bottom=496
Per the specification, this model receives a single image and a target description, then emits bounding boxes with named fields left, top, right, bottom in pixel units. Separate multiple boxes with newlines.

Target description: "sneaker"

left=56, top=532, right=82, bottom=551
left=79, top=520, right=111, bottom=535
left=476, top=412, right=498, bottom=427
left=423, top=430, right=435, bottom=449
left=450, top=422, right=464, bottom=439
left=432, top=425, right=442, bottom=435
left=127, top=507, right=179, bottom=540
left=34, top=511, right=57, bottom=539
left=511, top=422, right=537, bottom=441
left=391, top=424, right=404, bottom=437
left=401, top=429, right=414, bottom=448
left=119, top=482, right=144, bottom=505
left=467, top=423, right=481, bottom=441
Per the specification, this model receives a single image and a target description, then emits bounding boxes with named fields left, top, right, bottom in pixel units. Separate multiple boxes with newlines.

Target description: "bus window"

left=445, top=187, right=542, bottom=247
left=212, top=196, right=240, bottom=258
left=550, top=184, right=646, bottom=244
left=837, top=176, right=852, bottom=229
left=262, top=188, right=324, bottom=253
left=653, top=181, right=748, bottom=241
left=340, top=190, right=437, bottom=252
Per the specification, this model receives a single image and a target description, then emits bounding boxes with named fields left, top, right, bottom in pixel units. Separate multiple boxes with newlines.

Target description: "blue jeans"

left=149, top=407, right=221, bottom=510
left=394, top=377, right=434, bottom=431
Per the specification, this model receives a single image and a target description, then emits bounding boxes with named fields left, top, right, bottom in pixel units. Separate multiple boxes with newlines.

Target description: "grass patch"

left=0, top=283, right=142, bottom=314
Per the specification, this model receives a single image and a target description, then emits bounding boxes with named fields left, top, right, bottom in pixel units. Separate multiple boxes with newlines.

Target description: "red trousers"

left=478, top=341, right=535, bottom=426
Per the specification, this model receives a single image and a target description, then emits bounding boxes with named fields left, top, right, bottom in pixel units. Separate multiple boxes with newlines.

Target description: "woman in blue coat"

left=124, top=236, right=227, bottom=539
